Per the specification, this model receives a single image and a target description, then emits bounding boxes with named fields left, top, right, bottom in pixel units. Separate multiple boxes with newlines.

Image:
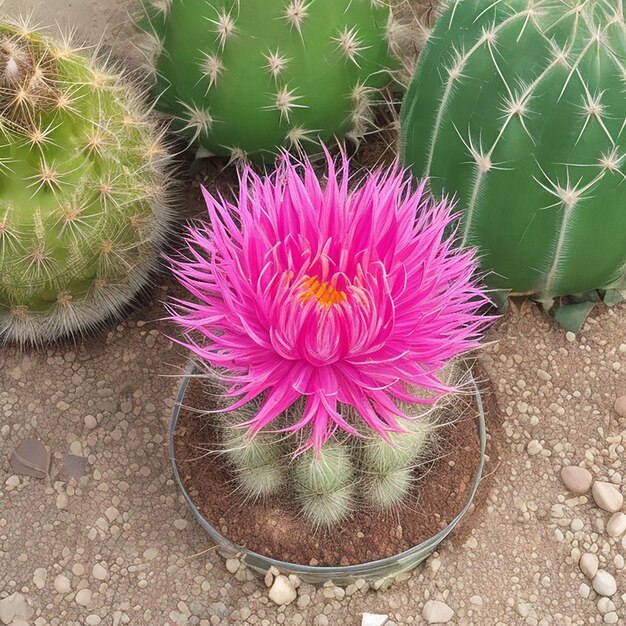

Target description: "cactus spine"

left=140, top=0, right=399, bottom=161
left=400, top=0, right=626, bottom=315
left=0, top=20, right=172, bottom=345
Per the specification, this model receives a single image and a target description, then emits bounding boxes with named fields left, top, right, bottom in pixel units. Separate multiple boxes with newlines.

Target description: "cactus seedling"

left=401, top=0, right=626, bottom=329
left=170, top=150, right=492, bottom=527
left=0, top=19, right=172, bottom=345
left=140, top=0, right=400, bottom=161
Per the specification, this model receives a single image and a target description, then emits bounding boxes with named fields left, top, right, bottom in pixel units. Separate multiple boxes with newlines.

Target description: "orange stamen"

left=299, top=276, right=347, bottom=307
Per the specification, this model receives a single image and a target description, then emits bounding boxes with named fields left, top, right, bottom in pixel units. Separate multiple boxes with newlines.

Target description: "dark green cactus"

left=0, top=20, right=171, bottom=345
left=400, top=0, right=626, bottom=326
left=140, top=0, right=399, bottom=161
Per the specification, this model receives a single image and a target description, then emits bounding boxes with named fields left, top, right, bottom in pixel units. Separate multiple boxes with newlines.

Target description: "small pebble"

left=527, top=440, right=542, bottom=455
left=560, top=466, right=592, bottom=495
left=607, top=512, right=626, bottom=538
left=84, top=415, right=98, bottom=430
left=54, top=574, right=71, bottom=594
left=92, top=563, right=108, bottom=581
left=75, top=588, right=92, bottom=607
left=580, top=553, right=599, bottom=580
left=225, top=559, right=240, bottom=574
left=592, top=570, right=617, bottom=597
left=422, top=600, right=454, bottom=624
left=268, top=575, right=297, bottom=606
left=592, top=482, right=623, bottom=513
left=579, top=583, right=590, bottom=599
left=614, top=395, right=626, bottom=417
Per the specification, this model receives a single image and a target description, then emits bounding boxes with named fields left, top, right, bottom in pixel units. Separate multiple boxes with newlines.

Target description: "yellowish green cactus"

left=0, top=19, right=172, bottom=345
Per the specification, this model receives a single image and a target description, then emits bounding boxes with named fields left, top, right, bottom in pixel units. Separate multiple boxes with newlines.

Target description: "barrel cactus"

left=169, top=150, right=491, bottom=527
left=400, top=0, right=626, bottom=329
left=140, top=0, right=399, bottom=162
left=0, top=20, right=171, bottom=345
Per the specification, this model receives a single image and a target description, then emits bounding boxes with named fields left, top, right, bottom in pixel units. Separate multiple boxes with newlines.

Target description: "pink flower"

left=169, top=151, right=492, bottom=451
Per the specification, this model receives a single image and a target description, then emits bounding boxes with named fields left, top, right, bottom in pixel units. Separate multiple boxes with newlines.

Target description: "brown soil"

left=173, top=366, right=500, bottom=567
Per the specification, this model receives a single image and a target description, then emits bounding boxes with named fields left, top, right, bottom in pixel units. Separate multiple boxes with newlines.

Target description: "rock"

left=579, top=583, right=590, bottom=599
left=469, top=595, right=483, bottom=606
left=75, top=589, right=92, bottom=607
left=527, top=440, right=542, bottom=455
left=143, top=548, right=158, bottom=561
left=225, top=559, right=240, bottom=574
left=607, top=512, right=626, bottom=538
left=104, top=506, right=119, bottom=522
left=597, top=597, right=616, bottom=614
left=56, top=492, right=69, bottom=510
left=5, top=475, right=20, bottom=488
left=84, top=415, right=98, bottom=430
left=592, top=570, right=617, bottom=597
left=422, top=600, right=454, bottom=624
left=592, top=482, right=623, bottom=512
left=604, top=612, right=618, bottom=624
left=32, top=568, right=47, bottom=590
left=92, top=563, right=108, bottom=581
left=268, top=575, right=297, bottom=606
left=571, top=518, right=584, bottom=532
left=86, top=616, right=101, bottom=626
left=614, top=395, right=626, bottom=417
left=361, top=614, right=389, bottom=626
left=0, top=593, right=33, bottom=625
left=53, top=574, right=71, bottom=594
left=580, top=553, right=599, bottom=579
left=173, top=518, right=188, bottom=530
left=560, top=466, right=592, bottom=495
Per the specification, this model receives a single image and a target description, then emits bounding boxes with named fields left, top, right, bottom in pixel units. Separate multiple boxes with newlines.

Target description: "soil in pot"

left=173, top=369, right=498, bottom=567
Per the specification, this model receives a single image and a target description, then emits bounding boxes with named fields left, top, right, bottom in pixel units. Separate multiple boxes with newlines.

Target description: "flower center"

left=299, top=276, right=347, bottom=307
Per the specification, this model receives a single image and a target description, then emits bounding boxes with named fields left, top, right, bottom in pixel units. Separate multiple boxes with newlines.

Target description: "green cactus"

left=400, top=0, right=626, bottom=327
left=139, top=0, right=399, bottom=162
left=293, top=441, right=355, bottom=528
left=0, top=19, right=171, bottom=345
left=359, top=417, right=433, bottom=510
left=220, top=400, right=287, bottom=501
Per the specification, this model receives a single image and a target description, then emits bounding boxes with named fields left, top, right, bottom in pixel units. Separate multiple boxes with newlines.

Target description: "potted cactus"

left=0, top=18, right=172, bottom=346
left=400, top=0, right=626, bottom=331
left=167, top=151, right=494, bottom=586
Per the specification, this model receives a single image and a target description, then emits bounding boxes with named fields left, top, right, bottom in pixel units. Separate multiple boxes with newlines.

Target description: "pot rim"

left=169, top=360, right=487, bottom=576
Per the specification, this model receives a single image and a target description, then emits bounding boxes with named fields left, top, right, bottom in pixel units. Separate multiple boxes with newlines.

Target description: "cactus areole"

left=400, top=0, right=626, bottom=317
left=141, top=0, right=399, bottom=161
left=0, top=22, right=170, bottom=345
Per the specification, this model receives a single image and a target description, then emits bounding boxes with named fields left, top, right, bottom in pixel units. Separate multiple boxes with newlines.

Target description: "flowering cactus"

left=170, top=151, right=492, bottom=525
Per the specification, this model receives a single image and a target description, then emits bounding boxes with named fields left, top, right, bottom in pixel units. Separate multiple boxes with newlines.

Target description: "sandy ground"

left=1, top=1, right=625, bottom=625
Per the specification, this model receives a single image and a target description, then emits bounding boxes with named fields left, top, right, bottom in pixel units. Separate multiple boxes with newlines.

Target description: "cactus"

left=0, top=19, right=171, bottom=345
left=140, top=0, right=399, bottom=161
left=293, top=441, right=355, bottom=528
left=171, top=150, right=492, bottom=528
left=400, top=0, right=626, bottom=328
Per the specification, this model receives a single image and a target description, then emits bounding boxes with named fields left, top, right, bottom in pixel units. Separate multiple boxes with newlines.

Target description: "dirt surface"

left=1, top=1, right=625, bottom=625
left=173, top=374, right=488, bottom=566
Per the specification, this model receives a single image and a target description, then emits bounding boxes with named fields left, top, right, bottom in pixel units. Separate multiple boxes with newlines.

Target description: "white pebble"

left=361, top=614, right=389, bottom=626
left=592, top=481, right=623, bottom=512
left=53, top=574, right=71, bottom=594
left=597, top=597, right=615, bottom=614
left=565, top=331, right=576, bottom=342
left=84, top=415, right=98, bottom=430
left=560, top=466, right=592, bottom=495
left=86, top=616, right=101, bottom=626
left=607, top=512, right=626, bottom=538
left=570, top=518, right=584, bottom=532
left=580, top=553, right=599, bottom=579
left=592, top=570, right=617, bottom=597
left=225, top=559, right=240, bottom=574
left=604, top=612, right=618, bottom=624
left=527, top=440, right=542, bottom=455
left=268, top=575, right=297, bottom=606
left=92, top=563, right=108, bottom=581
left=75, top=588, right=92, bottom=607
left=422, top=600, right=454, bottom=624
left=173, top=518, right=188, bottom=530
left=55, top=492, right=68, bottom=510
left=579, top=583, right=590, bottom=599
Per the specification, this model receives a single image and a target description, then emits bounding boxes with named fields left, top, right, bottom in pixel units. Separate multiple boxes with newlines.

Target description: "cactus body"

left=141, top=0, right=398, bottom=161
left=294, top=442, right=355, bottom=528
left=400, top=0, right=626, bottom=304
left=0, top=22, right=171, bottom=345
